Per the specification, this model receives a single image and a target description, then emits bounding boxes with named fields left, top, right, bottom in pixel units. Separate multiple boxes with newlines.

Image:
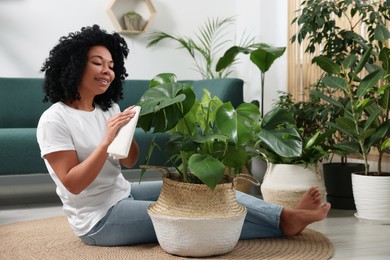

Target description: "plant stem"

left=261, top=72, right=265, bottom=118
left=180, top=150, right=189, bottom=182
left=378, top=149, right=383, bottom=175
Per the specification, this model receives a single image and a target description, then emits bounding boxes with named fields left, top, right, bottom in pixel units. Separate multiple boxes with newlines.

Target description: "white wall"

left=0, top=0, right=288, bottom=112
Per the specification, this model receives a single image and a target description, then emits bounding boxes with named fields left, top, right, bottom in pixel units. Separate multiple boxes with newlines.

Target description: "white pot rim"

left=352, top=172, right=390, bottom=178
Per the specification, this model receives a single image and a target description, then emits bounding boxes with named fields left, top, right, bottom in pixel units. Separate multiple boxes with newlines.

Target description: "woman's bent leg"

left=80, top=197, right=157, bottom=246
left=236, top=191, right=284, bottom=239
left=130, top=180, right=162, bottom=201
left=80, top=181, right=163, bottom=246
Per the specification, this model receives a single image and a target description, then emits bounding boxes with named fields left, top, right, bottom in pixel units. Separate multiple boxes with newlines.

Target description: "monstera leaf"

left=258, top=108, right=302, bottom=158
left=137, top=74, right=196, bottom=133
left=216, top=102, right=260, bottom=146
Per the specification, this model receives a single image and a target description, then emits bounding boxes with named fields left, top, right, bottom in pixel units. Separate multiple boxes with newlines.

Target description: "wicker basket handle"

left=233, top=173, right=260, bottom=188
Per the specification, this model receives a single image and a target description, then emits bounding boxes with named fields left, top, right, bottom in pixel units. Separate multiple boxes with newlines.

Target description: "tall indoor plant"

left=313, top=47, right=390, bottom=223
left=291, top=0, right=390, bottom=210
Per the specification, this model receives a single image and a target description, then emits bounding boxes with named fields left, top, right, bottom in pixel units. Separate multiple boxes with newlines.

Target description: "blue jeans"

left=80, top=181, right=283, bottom=246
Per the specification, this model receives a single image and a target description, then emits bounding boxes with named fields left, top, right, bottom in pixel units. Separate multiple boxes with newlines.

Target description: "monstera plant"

left=137, top=73, right=260, bottom=190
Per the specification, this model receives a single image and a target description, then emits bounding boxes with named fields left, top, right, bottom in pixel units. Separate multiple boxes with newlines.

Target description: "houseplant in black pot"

left=136, top=73, right=261, bottom=257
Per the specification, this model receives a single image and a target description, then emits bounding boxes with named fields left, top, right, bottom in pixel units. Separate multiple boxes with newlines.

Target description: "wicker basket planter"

left=148, top=176, right=247, bottom=257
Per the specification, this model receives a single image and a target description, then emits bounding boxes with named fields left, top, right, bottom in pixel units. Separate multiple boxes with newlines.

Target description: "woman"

left=37, top=25, right=330, bottom=247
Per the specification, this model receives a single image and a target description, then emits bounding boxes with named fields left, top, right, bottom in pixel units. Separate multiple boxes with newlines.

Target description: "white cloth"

left=36, top=102, right=131, bottom=236
left=107, top=105, right=141, bottom=159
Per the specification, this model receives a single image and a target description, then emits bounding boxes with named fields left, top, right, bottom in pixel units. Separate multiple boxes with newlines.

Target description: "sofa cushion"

left=0, top=78, right=51, bottom=128
left=0, top=128, right=47, bottom=175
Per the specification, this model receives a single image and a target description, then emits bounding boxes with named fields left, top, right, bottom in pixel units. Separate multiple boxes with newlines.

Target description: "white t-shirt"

left=36, top=102, right=131, bottom=236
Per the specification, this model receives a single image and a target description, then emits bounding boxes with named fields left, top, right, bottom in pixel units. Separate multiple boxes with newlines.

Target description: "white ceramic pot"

left=352, top=173, right=390, bottom=224
left=261, top=163, right=326, bottom=208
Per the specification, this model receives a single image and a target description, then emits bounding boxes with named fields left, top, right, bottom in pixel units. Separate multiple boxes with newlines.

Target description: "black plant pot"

left=323, top=162, right=365, bottom=210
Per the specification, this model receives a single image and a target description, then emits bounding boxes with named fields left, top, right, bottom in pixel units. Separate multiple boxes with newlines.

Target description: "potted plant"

left=250, top=103, right=329, bottom=208
left=123, top=11, right=144, bottom=31
left=312, top=46, right=390, bottom=223
left=290, top=0, right=390, bottom=210
left=136, top=73, right=260, bottom=257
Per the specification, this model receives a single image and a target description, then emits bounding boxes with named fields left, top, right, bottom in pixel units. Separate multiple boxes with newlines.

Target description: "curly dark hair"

left=41, top=24, right=129, bottom=111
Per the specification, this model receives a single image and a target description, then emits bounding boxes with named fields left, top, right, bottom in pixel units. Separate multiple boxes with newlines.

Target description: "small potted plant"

left=249, top=103, right=329, bottom=208
left=136, top=73, right=260, bottom=257
left=123, top=10, right=143, bottom=31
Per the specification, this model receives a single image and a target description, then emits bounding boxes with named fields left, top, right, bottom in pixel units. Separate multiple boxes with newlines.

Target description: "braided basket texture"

left=148, top=176, right=247, bottom=257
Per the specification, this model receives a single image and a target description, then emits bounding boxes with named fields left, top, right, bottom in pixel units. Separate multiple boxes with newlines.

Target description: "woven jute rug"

left=0, top=216, right=334, bottom=260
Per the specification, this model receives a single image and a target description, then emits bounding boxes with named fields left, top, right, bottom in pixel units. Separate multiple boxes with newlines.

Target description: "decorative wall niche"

left=106, top=0, right=157, bottom=34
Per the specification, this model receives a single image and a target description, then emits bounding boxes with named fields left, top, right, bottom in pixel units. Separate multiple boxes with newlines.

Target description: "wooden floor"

left=1, top=203, right=390, bottom=259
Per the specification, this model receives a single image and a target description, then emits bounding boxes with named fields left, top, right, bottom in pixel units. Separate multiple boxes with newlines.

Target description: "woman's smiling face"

left=78, top=45, right=115, bottom=98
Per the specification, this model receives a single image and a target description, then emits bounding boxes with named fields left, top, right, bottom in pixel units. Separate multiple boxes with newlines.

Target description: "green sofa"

left=0, top=77, right=244, bottom=204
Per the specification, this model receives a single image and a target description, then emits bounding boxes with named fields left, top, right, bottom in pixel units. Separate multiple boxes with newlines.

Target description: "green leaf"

left=381, top=139, right=390, bottom=151
left=364, top=107, right=382, bottom=131
left=333, top=142, right=361, bottom=154
left=261, top=107, right=295, bottom=129
left=311, top=89, right=344, bottom=107
left=379, top=47, right=390, bottom=73
left=258, top=128, right=302, bottom=158
left=223, top=145, right=248, bottom=170
left=138, top=81, right=196, bottom=133
left=216, top=102, right=260, bottom=146
left=305, top=131, right=320, bottom=148
left=357, top=69, right=387, bottom=97
left=367, top=121, right=390, bottom=149
left=342, top=55, right=357, bottom=69
left=312, top=56, right=340, bottom=75
left=149, top=73, right=177, bottom=88
left=139, top=83, right=185, bottom=115
left=379, top=86, right=390, bottom=110
left=353, top=47, right=372, bottom=76
left=249, top=45, right=286, bottom=73
left=188, top=154, right=225, bottom=190
left=322, top=76, right=348, bottom=91
left=374, top=24, right=390, bottom=42
left=332, top=118, right=358, bottom=139
left=190, top=133, right=229, bottom=144
left=216, top=46, right=251, bottom=72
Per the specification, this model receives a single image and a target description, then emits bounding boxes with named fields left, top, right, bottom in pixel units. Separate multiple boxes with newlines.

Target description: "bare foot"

left=295, top=187, right=322, bottom=210
left=280, top=203, right=331, bottom=237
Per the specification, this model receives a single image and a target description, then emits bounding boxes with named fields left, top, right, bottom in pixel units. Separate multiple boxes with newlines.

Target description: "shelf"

left=106, top=0, right=157, bottom=34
